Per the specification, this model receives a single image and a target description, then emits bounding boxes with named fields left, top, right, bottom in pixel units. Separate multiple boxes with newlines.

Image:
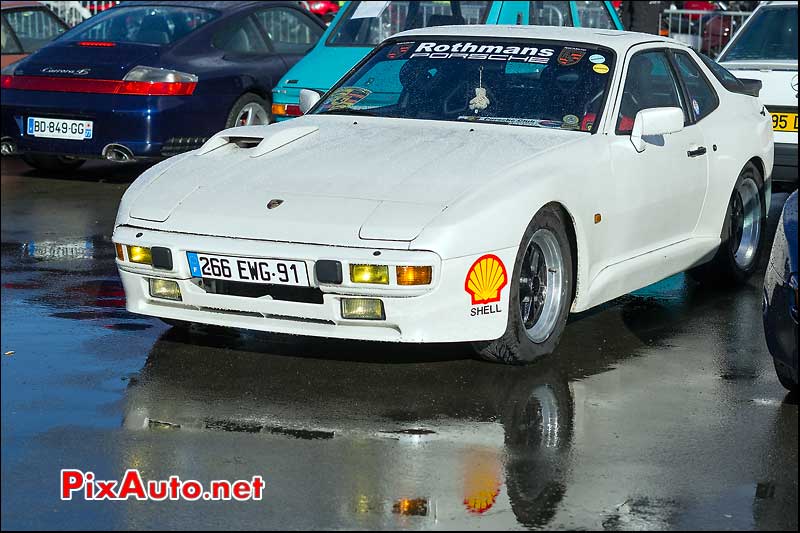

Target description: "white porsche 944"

left=113, top=26, right=774, bottom=364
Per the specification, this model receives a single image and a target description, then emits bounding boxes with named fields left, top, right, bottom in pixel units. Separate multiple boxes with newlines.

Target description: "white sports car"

left=113, top=25, right=774, bottom=364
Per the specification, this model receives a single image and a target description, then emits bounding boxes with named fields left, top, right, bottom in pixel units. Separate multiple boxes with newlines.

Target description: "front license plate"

left=770, top=112, right=798, bottom=132
left=187, top=252, right=309, bottom=286
left=27, top=117, right=93, bottom=140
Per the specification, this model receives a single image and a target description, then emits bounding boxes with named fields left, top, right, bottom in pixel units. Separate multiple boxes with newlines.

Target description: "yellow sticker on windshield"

left=593, top=63, right=609, bottom=74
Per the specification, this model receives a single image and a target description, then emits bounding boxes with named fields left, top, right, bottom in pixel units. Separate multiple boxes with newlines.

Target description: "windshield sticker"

left=410, top=42, right=554, bottom=64
left=322, top=87, right=372, bottom=110
left=562, top=115, right=580, bottom=129
left=387, top=42, right=414, bottom=59
left=558, top=47, right=587, bottom=66
left=692, top=98, right=701, bottom=115
left=589, top=54, right=606, bottom=64
left=593, top=63, right=609, bottom=74
left=457, top=116, right=569, bottom=129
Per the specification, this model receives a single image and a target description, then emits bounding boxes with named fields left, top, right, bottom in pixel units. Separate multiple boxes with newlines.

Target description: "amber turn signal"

left=396, top=266, right=432, bottom=285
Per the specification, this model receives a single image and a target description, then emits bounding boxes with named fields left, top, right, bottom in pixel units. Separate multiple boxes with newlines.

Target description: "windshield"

left=313, top=39, right=616, bottom=131
left=327, top=1, right=490, bottom=47
left=62, top=6, right=218, bottom=46
left=720, top=5, right=798, bottom=62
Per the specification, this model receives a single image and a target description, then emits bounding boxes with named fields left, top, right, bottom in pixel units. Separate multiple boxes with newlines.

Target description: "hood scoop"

left=196, top=125, right=319, bottom=158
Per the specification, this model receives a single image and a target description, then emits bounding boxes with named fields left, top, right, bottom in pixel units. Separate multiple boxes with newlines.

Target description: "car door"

left=252, top=6, right=324, bottom=71
left=211, top=13, right=287, bottom=92
left=605, top=46, right=709, bottom=262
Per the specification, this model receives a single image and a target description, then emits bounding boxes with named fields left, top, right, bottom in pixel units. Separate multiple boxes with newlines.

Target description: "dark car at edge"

left=763, top=190, right=798, bottom=393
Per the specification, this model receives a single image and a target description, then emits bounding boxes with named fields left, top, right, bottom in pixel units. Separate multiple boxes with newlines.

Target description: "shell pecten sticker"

left=465, top=254, right=508, bottom=305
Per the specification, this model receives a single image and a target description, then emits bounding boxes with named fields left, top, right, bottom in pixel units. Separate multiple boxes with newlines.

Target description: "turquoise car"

left=272, top=1, right=623, bottom=120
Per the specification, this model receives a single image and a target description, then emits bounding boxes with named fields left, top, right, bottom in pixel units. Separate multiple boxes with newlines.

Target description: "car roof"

left=1, top=1, right=46, bottom=10
left=115, top=1, right=297, bottom=11
left=392, top=25, right=687, bottom=55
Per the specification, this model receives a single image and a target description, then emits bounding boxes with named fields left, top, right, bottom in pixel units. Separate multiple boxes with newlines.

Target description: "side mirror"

left=299, top=88, right=322, bottom=115
left=630, top=107, right=684, bottom=153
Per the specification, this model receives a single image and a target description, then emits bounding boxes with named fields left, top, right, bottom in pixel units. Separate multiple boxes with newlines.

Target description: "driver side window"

left=616, top=50, right=684, bottom=134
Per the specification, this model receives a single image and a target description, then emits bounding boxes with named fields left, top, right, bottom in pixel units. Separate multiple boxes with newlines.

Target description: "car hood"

left=275, top=45, right=371, bottom=94
left=125, top=116, right=585, bottom=247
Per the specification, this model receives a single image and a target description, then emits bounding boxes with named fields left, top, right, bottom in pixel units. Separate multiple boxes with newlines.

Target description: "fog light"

left=350, top=264, right=389, bottom=284
left=396, top=266, right=432, bottom=285
left=341, top=298, right=384, bottom=320
left=149, top=278, right=181, bottom=301
left=127, top=245, right=152, bottom=265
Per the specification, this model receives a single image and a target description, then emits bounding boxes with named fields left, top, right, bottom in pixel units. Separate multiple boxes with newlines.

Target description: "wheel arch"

left=540, top=201, right=581, bottom=312
left=747, top=155, right=766, bottom=183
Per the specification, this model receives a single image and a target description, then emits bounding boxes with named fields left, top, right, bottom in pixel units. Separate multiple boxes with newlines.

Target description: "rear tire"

left=689, top=162, right=765, bottom=286
left=474, top=206, right=574, bottom=364
left=22, top=154, right=85, bottom=173
left=225, top=93, right=272, bottom=128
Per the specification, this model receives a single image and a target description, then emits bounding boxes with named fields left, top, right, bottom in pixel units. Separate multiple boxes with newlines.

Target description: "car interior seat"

left=136, top=14, right=171, bottom=45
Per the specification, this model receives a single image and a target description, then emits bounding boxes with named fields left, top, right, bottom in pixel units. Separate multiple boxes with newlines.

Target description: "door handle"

left=687, top=146, right=707, bottom=157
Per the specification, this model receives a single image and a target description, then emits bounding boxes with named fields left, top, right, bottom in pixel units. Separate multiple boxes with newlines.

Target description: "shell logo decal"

left=465, top=254, right=508, bottom=305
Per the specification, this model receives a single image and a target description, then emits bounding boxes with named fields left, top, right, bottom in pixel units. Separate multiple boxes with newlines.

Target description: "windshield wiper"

left=317, top=108, right=378, bottom=117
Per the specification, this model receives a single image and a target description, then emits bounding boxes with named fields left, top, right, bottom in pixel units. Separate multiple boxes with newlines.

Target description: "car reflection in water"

left=119, top=297, right=670, bottom=530
left=122, top=330, right=574, bottom=527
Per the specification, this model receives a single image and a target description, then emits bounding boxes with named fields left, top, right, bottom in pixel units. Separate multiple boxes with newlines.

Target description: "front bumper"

left=113, top=225, right=516, bottom=343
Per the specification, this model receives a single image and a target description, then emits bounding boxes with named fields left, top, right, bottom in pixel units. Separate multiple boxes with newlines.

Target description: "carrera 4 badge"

left=465, top=254, right=507, bottom=316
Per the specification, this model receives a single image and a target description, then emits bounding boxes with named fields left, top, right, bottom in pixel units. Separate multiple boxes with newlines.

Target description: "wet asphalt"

left=0, top=156, right=797, bottom=530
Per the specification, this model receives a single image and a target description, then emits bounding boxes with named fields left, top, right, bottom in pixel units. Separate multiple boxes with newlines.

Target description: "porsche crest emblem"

left=558, top=47, right=587, bottom=66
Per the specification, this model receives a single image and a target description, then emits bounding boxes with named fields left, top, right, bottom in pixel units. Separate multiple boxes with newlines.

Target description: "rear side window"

left=254, top=7, right=322, bottom=55
left=617, top=51, right=684, bottom=134
left=698, top=53, right=745, bottom=93
left=529, top=1, right=572, bottom=26
left=1, top=18, right=22, bottom=54
left=3, top=8, right=66, bottom=53
left=673, top=51, right=719, bottom=121
left=574, top=1, right=616, bottom=29
left=213, top=15, right=270, bottom=55
left=65, top=6, right=218, bottom=45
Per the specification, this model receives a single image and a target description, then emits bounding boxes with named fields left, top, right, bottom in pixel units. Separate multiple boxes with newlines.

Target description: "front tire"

left=689, top=162, right=766, bottom=286
left=474, top=206, right=574, bottom=364
left=22, top=154, right=85, bottom=173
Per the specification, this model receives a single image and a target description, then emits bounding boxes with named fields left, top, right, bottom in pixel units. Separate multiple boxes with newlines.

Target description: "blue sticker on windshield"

left=589, top=54, right=605, bottom=64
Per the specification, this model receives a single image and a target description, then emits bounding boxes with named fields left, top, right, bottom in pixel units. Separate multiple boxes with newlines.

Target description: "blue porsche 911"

left=1, top=1, right=325, bottom=172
